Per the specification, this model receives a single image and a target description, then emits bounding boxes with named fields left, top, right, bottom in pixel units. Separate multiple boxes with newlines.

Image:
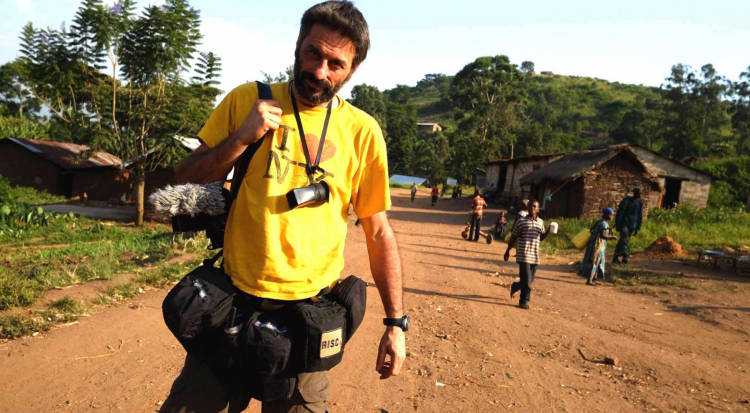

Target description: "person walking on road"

left=493, top=211, right=508, bottom=238
left=504, top=200, right=551, bottom=309
left=613, top=188, right=643, bottom=264
left=410, top=183, right=418, bottom=203
left=431, top=185, right=439, bottom=206
left=469, top=192, right=487, bottom=241
left=579, top=207, right=618, bottom=285
left=161, top=3, right=407, bottom=412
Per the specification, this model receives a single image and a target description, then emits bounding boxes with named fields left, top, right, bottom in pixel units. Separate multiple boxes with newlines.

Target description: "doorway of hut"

left=662, top=178, right=682, bottom=208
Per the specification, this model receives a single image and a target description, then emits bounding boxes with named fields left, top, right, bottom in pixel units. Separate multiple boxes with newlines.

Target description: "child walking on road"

left=504, top=200, right=552, bottom=309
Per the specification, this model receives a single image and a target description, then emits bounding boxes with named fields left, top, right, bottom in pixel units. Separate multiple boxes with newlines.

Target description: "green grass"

left=0, top=176, right=67, bottom=205
left=542, top=206, right=750, bottom=254
left=0, top=295, right=87, bottom=340
left=0, top=218, right=210, bottom=312
left=607, top=265, right=697, bottom=290
left=98, top=258, right=204, bottom=304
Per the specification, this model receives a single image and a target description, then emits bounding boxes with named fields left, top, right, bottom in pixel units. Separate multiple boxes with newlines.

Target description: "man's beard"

left=293, top=56, right=352, bottom=106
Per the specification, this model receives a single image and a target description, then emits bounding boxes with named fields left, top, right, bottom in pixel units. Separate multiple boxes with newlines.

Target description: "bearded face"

left=293, top=52, right=352, bottom=106
left=292, top=25, right=357, bottom=106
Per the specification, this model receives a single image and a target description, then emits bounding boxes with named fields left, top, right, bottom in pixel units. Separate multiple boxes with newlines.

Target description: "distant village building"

left=520, top=146, right=662, bottom=218
left=630, top=145, right=712, bottom=208
left=484, top=144, right=714, bottom=216
left=0, top=138, right=129, bottom=201
left=485, top=153, right=562, bottom=201
left=416, top=123, right=444, bottom=133
left=389, top=174, right=430, bottom=187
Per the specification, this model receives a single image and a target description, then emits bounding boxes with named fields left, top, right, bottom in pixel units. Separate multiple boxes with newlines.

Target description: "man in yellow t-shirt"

left=160, top=2, right=406, bottom=413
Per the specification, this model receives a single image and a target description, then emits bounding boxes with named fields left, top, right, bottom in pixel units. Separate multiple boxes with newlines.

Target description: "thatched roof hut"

left=520, top=145, right=662, bottom=218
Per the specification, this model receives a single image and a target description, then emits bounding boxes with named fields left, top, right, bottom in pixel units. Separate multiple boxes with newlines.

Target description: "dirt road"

left=2, top=188, right=749, bottom=412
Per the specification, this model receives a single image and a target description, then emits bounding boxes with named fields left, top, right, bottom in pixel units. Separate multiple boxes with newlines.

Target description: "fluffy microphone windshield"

left=149, top=182, right=227, bottom=219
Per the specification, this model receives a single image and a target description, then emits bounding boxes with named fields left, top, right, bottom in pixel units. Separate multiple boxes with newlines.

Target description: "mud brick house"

left=0, top=138, right=129, bottom=201
left=520, top=145, right=662, bottom=219
left=630, top=145, right=712, bottom=208
left=484, top=153, right=562, bottom=201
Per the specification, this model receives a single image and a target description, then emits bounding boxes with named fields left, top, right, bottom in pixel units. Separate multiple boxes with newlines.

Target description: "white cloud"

left=13, top=0, right=34, bottom=18
left=198, top=17, right=296, bottom=104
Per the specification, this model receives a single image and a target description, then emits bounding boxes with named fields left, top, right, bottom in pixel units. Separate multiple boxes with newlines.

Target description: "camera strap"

left=290, top=88, right=333, bottom=184
left=230, top=81, right=274, bottom=201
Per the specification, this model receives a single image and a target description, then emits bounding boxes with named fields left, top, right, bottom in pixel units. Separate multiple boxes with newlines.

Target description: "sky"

left=1, top=0, right=749, bottom=103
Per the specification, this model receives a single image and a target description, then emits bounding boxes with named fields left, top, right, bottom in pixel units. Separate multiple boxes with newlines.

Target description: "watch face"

left=402, top=315, right=410, bottom=332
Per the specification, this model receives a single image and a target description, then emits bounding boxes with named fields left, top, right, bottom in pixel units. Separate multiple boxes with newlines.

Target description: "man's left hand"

left=376, top=326, right=406, bottom=380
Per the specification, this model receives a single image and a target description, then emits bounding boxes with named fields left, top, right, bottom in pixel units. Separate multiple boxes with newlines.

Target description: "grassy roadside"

left=541, top=206, right=750, bottom=254
left=0, top=257, right=208, bottom=340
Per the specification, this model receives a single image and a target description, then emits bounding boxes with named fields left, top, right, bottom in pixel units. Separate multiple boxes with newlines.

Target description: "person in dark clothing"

left=613, top=188, right=644, bottom=264
left=440, top=183, right=447, bottom=197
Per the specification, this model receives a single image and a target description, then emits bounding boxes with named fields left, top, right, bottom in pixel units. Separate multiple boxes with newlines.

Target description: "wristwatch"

left=383, top=315, right=410, bottom=332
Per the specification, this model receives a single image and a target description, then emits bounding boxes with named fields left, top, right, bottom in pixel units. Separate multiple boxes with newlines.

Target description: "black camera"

left=286, top=181, right=330, bottom=210
left=171, top=187, right=231, bottom=249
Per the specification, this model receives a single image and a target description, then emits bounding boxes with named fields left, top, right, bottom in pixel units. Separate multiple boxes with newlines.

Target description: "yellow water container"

left=571, top=229, right=591, bottom=250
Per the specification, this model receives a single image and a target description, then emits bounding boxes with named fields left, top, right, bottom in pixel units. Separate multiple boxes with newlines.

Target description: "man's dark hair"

left=528, top=200, right=540, bottom=210
left=298, top=1, right=370, bottom=69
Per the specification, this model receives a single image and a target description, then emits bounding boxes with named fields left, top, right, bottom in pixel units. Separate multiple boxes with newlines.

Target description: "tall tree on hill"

left=661, top=64, right=732, bottom=159
left=520, top=61, right=535, bottom=74
left=450, top=55, right=526, bottom=147
left=384, top=102, right=418, bottom=174
left=18, top=0, right=221, bottom=225
left=732, top=66, right=750, bottom=154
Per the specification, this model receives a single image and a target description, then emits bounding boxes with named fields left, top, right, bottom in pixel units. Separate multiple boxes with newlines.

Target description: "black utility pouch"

left=329, top=275, right=367, bottom=339
left=243, top=307, right=294, bottom=376
left=162, top=257, right=237, bottom=354
left=291, top=298, right=348, bottom=372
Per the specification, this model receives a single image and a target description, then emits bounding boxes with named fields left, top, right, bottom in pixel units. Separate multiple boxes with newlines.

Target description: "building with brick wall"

left=0, top=138, right=130, bottom=201
left=520, top=146, right=662, bottom=219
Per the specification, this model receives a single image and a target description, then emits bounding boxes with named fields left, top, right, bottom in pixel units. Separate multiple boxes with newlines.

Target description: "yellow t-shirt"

left=198, top=82, right=391, bottom=300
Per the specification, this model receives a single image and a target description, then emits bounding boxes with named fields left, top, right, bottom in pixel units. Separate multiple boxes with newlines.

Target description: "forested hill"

left=404, top=72, right=665, bottom=150
left=349, top=57, right=749, bottom=207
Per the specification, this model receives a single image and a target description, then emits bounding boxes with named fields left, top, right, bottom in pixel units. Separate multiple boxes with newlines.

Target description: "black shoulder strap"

left=229, top=81, right=273, bottom=201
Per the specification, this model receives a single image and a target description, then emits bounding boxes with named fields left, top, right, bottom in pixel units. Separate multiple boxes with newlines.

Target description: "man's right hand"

left=504, top=250, right=511, bottom=261
left=235, top=99, right=283, bottom=145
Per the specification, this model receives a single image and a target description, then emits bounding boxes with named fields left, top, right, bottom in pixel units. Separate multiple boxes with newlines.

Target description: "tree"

left=350, top=83, right=387, bottom=132
left=450, top=55, right=525, bottom=143
left=731, top=66, right=750, bottom=154
left=192, top=52, right=222, bottom=86
left=520, top=61, right=535, bottom=74
left=0, top=59, right=40, bottom=119
left=384, top=101, right=418, bottom=174
left=261, top=65, right=293, bottom=84
left=18, top=0, right=221, bottom=225
left=661, top=64, right=732, bottom=159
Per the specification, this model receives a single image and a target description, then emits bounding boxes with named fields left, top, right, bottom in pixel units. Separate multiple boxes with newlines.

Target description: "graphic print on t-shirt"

left=262, top=124, right=337, bottom=184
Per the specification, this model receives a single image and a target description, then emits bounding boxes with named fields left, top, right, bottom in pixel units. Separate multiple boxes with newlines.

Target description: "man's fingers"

left=375, top=343, right=387, bottom=371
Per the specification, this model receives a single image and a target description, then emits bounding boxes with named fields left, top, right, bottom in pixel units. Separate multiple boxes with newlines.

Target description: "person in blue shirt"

left=613, top=188, right=643, bottom=264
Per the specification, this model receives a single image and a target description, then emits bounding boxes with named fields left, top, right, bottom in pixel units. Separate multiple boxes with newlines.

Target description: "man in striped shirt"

left=469, top=192, right=487, bottom=241
left=504, top=200, right=551, bottom=309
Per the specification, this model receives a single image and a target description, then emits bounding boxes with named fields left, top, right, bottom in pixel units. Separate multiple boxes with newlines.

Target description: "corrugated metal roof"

left=389, top=174, right=429, bottom=186
left=7, top=138, right=122, bottom=169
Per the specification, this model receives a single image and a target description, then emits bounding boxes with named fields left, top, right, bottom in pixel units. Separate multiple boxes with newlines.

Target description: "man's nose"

left=312, top=60, right=328, bottom=80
